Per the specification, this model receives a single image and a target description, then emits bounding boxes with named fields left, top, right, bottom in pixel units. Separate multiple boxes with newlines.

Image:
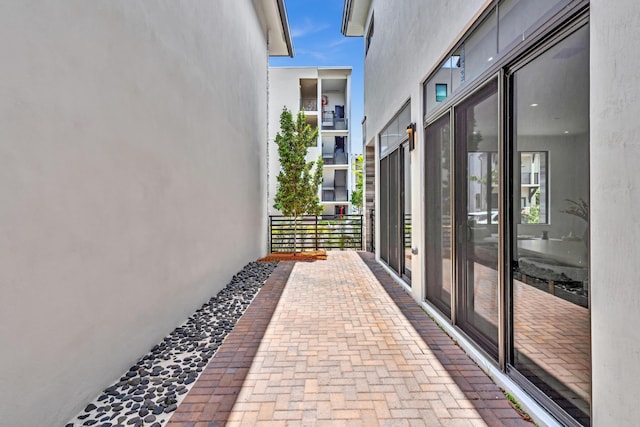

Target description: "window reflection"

left=425, top=113, right=452, bottom=317
left=511, top=25, right=590, bottom=425
left=519, top=152, right=548, bottom=224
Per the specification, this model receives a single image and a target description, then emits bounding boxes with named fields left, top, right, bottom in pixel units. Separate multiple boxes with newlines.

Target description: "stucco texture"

left=0, top=2, right=269, bottom=426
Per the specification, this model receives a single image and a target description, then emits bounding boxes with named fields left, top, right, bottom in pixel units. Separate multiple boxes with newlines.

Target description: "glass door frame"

left=379, top=138, right=412, bottom=285
left=423, top=74, right=507, bottom=367
left=452, top=77, right=505, bottom=363
left=420, top=3, right=591, bottom=425
left=503, top=15, right=591, bottom=427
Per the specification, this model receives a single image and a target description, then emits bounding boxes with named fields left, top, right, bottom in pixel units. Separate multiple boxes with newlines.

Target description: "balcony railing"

left=321, top=111, right=348, bottom=130
left=322, top=188, right=349, bottom=202
left=269, top=215, right=363, bottom=252
left=300, top=98, right=318, bottom=111
left=322, top=152, right=348, bottom=165
left=521, top=173, right=540, bottom=185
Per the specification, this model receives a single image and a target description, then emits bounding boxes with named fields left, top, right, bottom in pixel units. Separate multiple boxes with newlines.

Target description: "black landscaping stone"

left=64, top=261, right=278, bottom=427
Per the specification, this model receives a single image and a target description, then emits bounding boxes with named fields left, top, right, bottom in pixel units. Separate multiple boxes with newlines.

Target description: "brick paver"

left=168, top=252, right=531, bottom=426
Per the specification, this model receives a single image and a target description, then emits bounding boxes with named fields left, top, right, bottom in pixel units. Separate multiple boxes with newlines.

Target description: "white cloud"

left=291, top=18, right=331, bottom=38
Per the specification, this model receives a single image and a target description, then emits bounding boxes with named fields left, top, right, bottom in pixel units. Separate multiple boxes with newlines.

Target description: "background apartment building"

left=0, top=2, right=292, bottom=426
left=268, top=67, right=353, bottom=217
left=343, top=0, right=640, bottom=425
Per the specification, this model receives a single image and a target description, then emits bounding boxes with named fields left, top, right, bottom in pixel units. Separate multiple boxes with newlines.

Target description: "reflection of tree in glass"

left=522, top=189, right=541, bottom=223
left=561, top=198, right=589, bottom=222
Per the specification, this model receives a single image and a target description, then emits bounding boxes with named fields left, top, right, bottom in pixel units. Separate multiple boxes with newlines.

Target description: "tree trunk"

left=293, top=216, right=298, bottom=256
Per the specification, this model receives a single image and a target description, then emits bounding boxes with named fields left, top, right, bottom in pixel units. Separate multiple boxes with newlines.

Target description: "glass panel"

left=388, top=149, right=400, bottom=273
left=511, top=26, right=590, bottom=425
left=403, top=144, right=412, bottom=281
left=381, top=104, right=410, bottom=157
left=380, top=128, right=391, bottom=158
left=455, top=80, right=499, bottom=359
left=451, top=48, right=463, bottom=94
left=380, top=156, right=389, bottom=263
left=520, top=152, right=548, bottom=224
left=424, top=54, right=461, bottom=114
left=398, top=106, right=411, bottom=135
left=425, top=113, right=452, bottom=318
left=463, top=9, right=497, bottom=84
left=498, top=0, right=565, bottom=52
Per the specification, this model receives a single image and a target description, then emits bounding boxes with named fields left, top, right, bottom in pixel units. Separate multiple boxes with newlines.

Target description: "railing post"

left=315, top=216, right=318, bottom=251
left=269, top=216, right=273, bottom=253
left=359, top=215, right=363, bottom=250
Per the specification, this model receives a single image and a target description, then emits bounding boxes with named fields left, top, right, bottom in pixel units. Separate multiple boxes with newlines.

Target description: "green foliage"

left=350, top=154, right=364, bottom=212
left=273, top=107, right=323, bottom=252
left=522, top=189, right=541, bottom=224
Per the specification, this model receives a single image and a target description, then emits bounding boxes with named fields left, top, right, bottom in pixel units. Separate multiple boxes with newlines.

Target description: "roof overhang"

left=264, top=0, right=294, bottom=57
left=341, top=0, right=372, bottom=37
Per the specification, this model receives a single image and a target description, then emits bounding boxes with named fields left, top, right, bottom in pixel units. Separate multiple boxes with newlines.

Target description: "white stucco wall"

left=364, top=0, right=488, bottom=300
left=0, top=2, right=270, bottom=426
left=590, top=1, right=640, bottom=425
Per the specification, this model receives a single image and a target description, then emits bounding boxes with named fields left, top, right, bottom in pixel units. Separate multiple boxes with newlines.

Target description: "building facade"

left=343, top=0, right=640, bottom=425
left=0, top=1, right=292, bottom=426
left=268, top=67, right=353, bottom=217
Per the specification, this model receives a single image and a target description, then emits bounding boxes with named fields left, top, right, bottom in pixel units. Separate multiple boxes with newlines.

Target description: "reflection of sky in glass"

left=442, top=56, right=462, bottom=69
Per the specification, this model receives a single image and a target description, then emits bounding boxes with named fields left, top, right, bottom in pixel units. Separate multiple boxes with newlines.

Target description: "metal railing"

left=321, top=188, right=349, bottom=202
left=368, top=209, right=375, bottom=252
left=300, top=98, right=318, bottom=111
left=269, top=215, right=363, bottom=252
left=521, top=172, right=539, bottom=185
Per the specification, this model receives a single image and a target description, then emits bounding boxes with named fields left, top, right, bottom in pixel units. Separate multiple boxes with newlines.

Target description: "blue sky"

left=270, top=0, right=364, bottom=155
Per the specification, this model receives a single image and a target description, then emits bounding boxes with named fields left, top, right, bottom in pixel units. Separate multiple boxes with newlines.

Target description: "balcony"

left=322, top=169, right=348, bottom=202
left=521, top=172, right=540, bottom=185
left=300, top=98, right=318, bottom=112
left=322, top=136, right=348, bottom=166
left=321, top=110, right=348, bottom=130
left=322, top=188, right=349, bottom=202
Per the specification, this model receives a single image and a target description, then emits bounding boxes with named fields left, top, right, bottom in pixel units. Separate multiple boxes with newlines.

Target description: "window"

left=379, top=103, right=410, bottom=158
left=510, top=25, right=590, bottom=425
left=519, top=151, right=548, bottom=224
left=379, top=102, right=411, bottom=282
left=420, top=1, right=590, bottom=424
left=435, top=84, right=447, bottom=102
left=498, top=0, right=566, bottom=52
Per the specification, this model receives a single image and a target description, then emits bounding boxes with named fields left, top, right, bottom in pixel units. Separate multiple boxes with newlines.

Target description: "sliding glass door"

left=425, top=113, right=452, bottom=318
left=380, top=143, right=411, bottom=281
left=379, top=104, right=412, bottom=283
left=421, top=5, right=590, bottom=425
left=454, top=80, right=500, bottom=360
left=509, top=24, right=590, bottom=425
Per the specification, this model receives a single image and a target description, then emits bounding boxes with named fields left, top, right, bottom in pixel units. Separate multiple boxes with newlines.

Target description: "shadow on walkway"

left=357, top=252, right=532, bottom=426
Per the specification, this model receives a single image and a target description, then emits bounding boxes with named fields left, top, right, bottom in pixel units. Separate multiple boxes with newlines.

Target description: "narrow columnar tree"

left=273, top=107, right=323, bottom=254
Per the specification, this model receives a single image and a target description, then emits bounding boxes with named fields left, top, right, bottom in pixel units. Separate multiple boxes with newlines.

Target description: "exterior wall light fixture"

left=406, top=123, right=416, bottom=151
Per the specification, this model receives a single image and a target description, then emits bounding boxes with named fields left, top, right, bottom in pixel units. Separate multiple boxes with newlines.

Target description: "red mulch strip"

left=257, top=250, right=327, bottom=262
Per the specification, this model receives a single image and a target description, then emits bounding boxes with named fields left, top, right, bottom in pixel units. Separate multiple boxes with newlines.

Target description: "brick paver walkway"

left=168, top=252, right=531, bottom=426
